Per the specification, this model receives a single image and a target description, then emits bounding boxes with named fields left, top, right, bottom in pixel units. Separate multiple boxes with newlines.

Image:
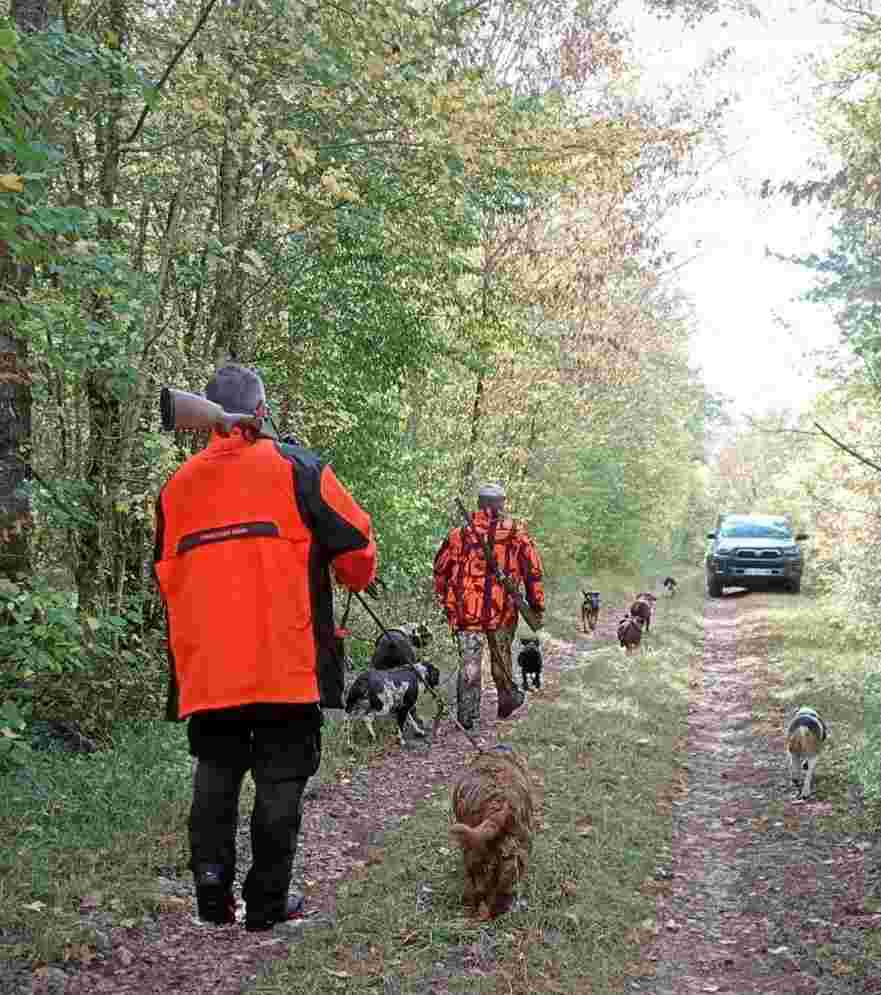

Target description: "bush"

left=0, top=579, right=167, bottom=740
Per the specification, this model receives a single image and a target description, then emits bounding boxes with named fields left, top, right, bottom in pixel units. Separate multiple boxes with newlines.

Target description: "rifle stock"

left=454, top=497, right=542, bottom=632
left=160, top=388, right=274, bottom=438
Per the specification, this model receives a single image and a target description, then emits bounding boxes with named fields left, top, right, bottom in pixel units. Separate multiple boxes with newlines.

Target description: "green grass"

left=0, top=721, right=193, bottom=962
left=253, top=571, right=703, bottom=995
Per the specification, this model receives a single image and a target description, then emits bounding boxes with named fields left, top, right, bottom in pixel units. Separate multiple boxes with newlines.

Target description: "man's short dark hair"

left=205, top=364, right=265, bottom=414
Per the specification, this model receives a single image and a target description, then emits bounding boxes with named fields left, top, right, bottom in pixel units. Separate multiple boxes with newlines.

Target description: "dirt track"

left=625, top=593, right=881, bottom=995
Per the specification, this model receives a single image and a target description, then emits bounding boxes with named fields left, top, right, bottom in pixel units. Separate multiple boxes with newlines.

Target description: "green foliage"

left=0, top=579, right=87, bottom=685
left=0, top=577, right=166, bottom=737
left=0, top=700, right=30, bottom=766
left=857, top=671, right=881, bottom=804
left=0, top=0, right=723, bottom=722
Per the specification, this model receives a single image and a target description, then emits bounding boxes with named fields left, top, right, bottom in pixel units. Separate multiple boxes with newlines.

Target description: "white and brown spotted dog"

left=344, top=662, right=440, bottom=747
left=786, top=706, right=828, bottom=800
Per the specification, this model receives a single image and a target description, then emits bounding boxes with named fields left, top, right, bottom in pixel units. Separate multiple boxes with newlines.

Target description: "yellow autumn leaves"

left=0, top=173, right=24, bottom=193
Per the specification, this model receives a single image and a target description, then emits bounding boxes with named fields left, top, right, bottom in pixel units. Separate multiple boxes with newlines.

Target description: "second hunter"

left=433, top=483, right=545, bottom=733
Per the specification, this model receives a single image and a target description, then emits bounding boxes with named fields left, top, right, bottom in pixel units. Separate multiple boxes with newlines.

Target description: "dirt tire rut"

left=626, top=594, right=881, bottom=995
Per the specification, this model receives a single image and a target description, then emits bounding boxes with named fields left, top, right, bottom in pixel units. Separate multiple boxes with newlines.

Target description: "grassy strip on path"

left=252, top=574, right=702, bottom=995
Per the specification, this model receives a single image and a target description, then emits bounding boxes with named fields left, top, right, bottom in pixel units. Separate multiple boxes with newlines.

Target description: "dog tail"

left=450, top=803, right=510, bottom=849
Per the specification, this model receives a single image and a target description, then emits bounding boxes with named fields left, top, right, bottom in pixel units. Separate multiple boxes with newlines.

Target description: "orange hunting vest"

left=154, top=433, right=374, bottom=718
left=433, top=510, right=545, bottom=631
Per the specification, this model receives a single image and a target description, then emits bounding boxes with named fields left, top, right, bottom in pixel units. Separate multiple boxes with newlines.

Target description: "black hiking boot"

left=244, top=893, right=306, bottom=932
left=194, top=865, right=236, bottom=925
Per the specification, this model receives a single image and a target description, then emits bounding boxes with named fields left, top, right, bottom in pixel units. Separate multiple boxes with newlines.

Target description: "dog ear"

left=451, top=802, right=511, bottom=849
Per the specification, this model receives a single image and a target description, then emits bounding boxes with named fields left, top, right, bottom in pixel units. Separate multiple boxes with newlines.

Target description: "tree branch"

left=814, top=421, right=881, bottom=474
left=123, top=0, right=221, bottom=146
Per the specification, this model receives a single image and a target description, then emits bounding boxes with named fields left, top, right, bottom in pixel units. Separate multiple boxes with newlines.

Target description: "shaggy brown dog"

left=617, top=615, right=644, bottom=653
left=629, top=593, right=657, bottom=632
left=449, top=746, right=534, bottom=920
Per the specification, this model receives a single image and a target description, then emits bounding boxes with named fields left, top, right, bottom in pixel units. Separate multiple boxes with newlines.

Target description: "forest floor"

left=12, top=581, right=881, bottom=994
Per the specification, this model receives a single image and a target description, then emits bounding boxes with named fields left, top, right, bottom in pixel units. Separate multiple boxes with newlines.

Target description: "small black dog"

left=518, top=637, right=543, bottom=691
left=663, top=577, right=677, bottom=596
left=344, top=662, right=441, bottom=747
left=371, top=623, right=433, bottom=670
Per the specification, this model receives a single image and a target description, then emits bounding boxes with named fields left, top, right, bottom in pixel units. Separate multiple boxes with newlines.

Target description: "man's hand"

left=364, top=578, right=386, bottom=599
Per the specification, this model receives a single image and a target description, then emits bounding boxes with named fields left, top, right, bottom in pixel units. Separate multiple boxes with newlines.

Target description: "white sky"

left=622, top=0, right=849, bottom=416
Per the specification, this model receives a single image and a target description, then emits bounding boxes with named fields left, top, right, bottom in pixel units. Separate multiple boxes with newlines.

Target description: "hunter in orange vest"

left=154, top=363, right=376, bottom=931
left=433, top=483, right=545, bottom=730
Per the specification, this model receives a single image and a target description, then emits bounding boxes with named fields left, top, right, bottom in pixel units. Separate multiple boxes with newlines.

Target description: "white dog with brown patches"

left=785, top=706, right=828, bottom=800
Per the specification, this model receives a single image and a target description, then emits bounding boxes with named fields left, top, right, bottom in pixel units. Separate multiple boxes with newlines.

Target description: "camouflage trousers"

left=455, top=626, right=522, bottom=729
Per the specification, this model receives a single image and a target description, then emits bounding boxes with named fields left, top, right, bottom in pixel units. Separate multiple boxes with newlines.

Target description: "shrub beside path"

left=625, top=595, right=881, bottom=995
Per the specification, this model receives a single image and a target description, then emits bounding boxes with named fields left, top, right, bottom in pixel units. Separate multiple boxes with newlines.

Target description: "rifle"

left=159, top=388, right=281, bottom=441
left=454, top=497, right=543, bottom=632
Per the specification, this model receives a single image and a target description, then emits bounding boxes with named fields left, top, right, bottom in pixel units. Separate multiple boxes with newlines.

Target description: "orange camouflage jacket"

left=433, top=509, right=544, bottom=631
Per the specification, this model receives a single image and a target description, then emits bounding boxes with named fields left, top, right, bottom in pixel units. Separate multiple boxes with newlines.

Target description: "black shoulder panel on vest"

left=273, top=442, right=369, bottom=559
left=273, top=441, right=325, bottom=531
left=154, top=493, right=166, bottom=564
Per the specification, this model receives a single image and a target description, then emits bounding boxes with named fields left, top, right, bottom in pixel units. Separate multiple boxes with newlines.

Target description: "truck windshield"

left=719, top=521, right=793, bottom=540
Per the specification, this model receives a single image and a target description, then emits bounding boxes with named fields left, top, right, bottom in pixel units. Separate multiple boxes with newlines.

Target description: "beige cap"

left=478, top=482, right=506, bottom=500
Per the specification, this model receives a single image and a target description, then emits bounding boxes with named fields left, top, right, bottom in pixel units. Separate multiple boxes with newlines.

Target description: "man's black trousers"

left=187, top=704, right=322, bottom=923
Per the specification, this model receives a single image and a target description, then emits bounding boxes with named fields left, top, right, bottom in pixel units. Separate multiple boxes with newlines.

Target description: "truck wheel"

left=707, top=576, right=723, bottom=598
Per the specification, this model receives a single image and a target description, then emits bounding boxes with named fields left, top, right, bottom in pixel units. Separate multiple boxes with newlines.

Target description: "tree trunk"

left=208, top=130, right=242, bottom=361
left=0, top=330, right=32, bottom=579
left=75, top=0, right=125, bottom=612
left=11, top=0, right=48, bottom=31
left=0, top=0, right=49, bottom=583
